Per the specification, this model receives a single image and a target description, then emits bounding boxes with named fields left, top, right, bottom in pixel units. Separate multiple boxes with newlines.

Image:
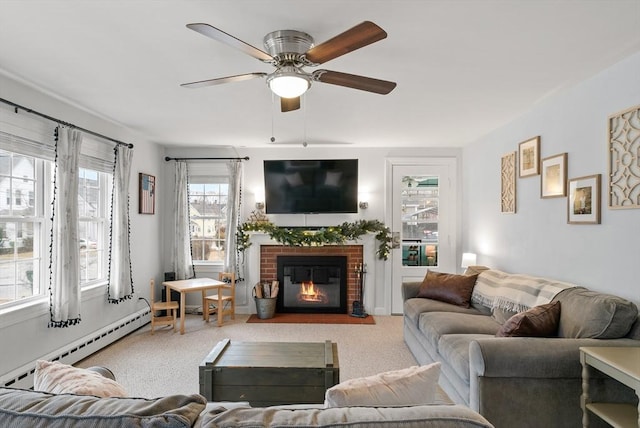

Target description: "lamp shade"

left=267, top=67, right=310, bottom=98
left=461, top=253, right=477, bottom=268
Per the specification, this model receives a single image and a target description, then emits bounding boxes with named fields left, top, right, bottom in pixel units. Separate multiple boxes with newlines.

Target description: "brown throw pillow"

left=416, top=271, right=479, bottom=308
left=496, top=301, right=561, bottom=337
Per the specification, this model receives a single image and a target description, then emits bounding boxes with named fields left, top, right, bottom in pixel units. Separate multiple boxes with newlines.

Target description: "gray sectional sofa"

left=0, top=386, right=495, bottom=427
left=402, top=268, right=640, bottom=428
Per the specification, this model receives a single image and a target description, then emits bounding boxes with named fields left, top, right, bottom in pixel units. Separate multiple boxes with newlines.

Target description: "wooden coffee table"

left=199, top=339, right=339, bottom=406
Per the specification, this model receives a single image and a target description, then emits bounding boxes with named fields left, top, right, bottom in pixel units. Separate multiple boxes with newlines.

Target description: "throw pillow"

left=416, top=271, right=479, bottom=308
left=324, top=362, right=441, bottom=408
left=34, top=360, right=127, bottom=398
left=553, top=287, right=639, bottom=339
left=496, top=301, right=561, bottom=337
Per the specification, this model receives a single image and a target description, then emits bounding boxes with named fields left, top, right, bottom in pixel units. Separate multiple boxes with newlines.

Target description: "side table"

left=580, top=346, right=640, bottom=427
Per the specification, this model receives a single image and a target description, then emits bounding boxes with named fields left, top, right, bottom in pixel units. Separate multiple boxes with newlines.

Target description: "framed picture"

left=608, top=104, right=640, bottom=209
left=501, top=151, right=517, bottom=213
left=540, top=153, right=567, bottom=198
left=139, top=173, right=156, bottom=214
left=568, top=174, right=601, bottom=224
left=518, top=136, right=540, bottom=178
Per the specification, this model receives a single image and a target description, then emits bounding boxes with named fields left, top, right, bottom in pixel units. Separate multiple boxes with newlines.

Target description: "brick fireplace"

left=260, top=245, right=364, bottom=314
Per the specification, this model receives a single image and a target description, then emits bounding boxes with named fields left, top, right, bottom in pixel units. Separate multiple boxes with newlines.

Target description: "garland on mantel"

left=236, top=214, right=393, bottom=260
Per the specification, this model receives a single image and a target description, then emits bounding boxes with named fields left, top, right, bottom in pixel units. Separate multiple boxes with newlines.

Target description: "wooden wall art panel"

left=608, top=105, right=640, bottom=209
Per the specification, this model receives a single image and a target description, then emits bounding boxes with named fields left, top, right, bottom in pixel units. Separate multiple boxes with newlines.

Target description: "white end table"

left=580, top=346, right=640, bottom=427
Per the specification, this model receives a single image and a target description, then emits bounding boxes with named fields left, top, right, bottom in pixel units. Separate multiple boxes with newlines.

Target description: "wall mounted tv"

left=264, top=159, right=358, bottom=214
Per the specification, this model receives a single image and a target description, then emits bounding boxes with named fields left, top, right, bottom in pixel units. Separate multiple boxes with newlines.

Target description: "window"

left=78, top=168, right=112, bottom=285
left=0, top=104, right=120, bottom=308
left=0, top=150, right=45, bottom=305
left=0, top=154, right=113, bottom=307
left=188, top=177, right=228, bottom=263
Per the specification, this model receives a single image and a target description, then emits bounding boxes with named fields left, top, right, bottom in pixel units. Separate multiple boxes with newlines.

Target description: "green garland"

left=236, top=219, right=393, bottom=260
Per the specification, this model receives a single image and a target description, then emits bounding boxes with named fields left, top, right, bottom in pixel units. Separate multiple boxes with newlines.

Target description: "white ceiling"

left=1, top=0, right=639, bottom=149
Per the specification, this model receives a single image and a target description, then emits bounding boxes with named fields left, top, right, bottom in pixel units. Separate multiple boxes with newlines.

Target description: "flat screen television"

left=263, top=159, right=358, bottom=214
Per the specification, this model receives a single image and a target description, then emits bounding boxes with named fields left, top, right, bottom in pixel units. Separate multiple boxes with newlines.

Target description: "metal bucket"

left=254, top=297, right=277, bottom=319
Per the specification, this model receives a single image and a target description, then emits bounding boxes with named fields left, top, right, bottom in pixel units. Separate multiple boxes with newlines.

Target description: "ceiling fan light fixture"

left=267, top=67, right=310, bottom=98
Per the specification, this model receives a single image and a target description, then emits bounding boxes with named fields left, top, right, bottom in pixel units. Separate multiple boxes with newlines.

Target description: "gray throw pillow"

left=553, top=287, right=638, bottom=338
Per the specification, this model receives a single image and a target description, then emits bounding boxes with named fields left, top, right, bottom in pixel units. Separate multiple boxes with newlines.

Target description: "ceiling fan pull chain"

left=303, top=96, right=308, bottom=147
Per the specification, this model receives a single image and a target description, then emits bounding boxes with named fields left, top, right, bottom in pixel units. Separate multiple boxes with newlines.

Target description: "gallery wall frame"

left=518, top=136, right=540, bottom=178
left=608, top=104, right=640, bottom=209
left=139, top=173, right=156, bottom=215
left=567, top=174, right=601, bottom=224
left=541, top=153, right=567, bottom=198
left=501, top=151, right=517, bottom=213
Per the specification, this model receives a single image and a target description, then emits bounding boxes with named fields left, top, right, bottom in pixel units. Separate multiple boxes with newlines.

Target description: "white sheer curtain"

left=224, top=161, right=243, bottom=278
left=108, top=144, right=133, bottom=302
left=49, top=127, right=82, bottom=327
left=174, top=162, right=194, bottom=279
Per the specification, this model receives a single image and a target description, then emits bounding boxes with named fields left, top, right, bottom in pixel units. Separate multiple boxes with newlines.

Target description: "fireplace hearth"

left=276, top=256, right=348, bottom=314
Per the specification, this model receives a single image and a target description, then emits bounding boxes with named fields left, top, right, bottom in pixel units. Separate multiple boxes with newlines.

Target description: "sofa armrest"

left=469, top=337, right=640, bottom=379
left=402, top=281, right=422, bottom=301
left=467, top=337, right=640, bottom=422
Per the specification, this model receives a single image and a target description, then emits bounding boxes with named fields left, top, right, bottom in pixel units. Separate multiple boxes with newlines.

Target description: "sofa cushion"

left=626, top=318, right=640, bottom=339
left=496, top=302, right=561, bottom=337
left=404, top=298, right=483, bottom=327
left=553, top=287, right=638, bottom=338
left=419, top=312, right=500, bottom=350
left=200, top=404, right=494, bottom=428
left=417, top=271, right=479, bottom=308
left=438, top=334, right=494, bottom=385
left=325, top=363, right=441, bottom=408
left=34, top=360, right=127, bottom=398
left=0, top=387, right=206, bottom=428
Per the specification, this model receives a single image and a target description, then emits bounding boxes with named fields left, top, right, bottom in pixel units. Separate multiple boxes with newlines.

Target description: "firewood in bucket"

left=254, top=283, right=263, bottom=298
left=271, top=280, right=279, bottom=297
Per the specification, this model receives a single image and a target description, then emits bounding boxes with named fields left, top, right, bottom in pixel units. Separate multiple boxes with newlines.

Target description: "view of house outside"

left=0, top=149, right=111, bottom=306
left=189, top=181, right=228, bottom=263
left=0, top=152, right=40, bottom=304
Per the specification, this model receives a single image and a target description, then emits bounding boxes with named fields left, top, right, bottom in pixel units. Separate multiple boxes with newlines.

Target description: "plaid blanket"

left=471, top=269, right=576, bottom=313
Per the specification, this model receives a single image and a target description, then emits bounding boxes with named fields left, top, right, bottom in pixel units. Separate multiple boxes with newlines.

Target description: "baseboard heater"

left=1, top=307, right=151, bottom=390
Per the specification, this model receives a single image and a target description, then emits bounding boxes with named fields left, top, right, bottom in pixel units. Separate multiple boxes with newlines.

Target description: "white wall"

left=0, top=74, right=165, bottom=378
left=462, top=52, right=640, bottom=305
left=162, top=146, right=461, bottom=314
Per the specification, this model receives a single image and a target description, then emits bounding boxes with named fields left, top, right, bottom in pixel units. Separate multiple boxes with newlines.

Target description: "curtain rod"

left=164, top=156, right=249, bottom=161
left=0, top=97, right=134, bottom=149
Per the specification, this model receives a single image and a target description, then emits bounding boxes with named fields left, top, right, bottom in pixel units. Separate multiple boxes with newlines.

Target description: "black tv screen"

left=264, top=159, right=358, bottom=214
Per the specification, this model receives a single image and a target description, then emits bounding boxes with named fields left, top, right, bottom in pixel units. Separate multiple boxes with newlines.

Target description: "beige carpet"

left=77, top=314, right=416, bottom=399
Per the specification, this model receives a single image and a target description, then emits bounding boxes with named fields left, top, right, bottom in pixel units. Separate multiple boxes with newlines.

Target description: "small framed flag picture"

left=139, top=173, right=156, bottom=214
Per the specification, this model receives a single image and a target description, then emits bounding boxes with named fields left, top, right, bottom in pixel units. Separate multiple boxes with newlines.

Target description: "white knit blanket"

left=471, top=269, right=576, bottom=313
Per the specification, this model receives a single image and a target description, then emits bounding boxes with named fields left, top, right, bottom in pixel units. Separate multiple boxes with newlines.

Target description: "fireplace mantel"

left=242, top=233, right=377, bottom=315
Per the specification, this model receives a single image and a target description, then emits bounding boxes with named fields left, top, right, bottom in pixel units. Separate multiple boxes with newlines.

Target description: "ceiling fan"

left=180, top=21, right=397, bottom=112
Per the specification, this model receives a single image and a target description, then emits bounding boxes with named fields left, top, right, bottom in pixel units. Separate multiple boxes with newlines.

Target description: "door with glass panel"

left=390, top=160, right=456, bottom=314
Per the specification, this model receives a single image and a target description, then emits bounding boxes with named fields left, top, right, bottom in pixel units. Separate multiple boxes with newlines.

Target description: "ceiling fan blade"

left=313, top=70, right=396, bottom=94
left=181, top=73, right=267, bottom=88
left=304, top=21, right=387, bottom=65
left=281, top=96, right=301, bottom=112
left=186, top=23, right=274, bottom=63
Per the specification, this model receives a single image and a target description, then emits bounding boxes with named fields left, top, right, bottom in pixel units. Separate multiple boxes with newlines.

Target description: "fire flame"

left=297, top=281, right=328, bottom=304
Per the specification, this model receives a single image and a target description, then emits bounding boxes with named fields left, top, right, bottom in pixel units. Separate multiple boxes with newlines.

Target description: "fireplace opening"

left=276, top=256, right=348, bottom=314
